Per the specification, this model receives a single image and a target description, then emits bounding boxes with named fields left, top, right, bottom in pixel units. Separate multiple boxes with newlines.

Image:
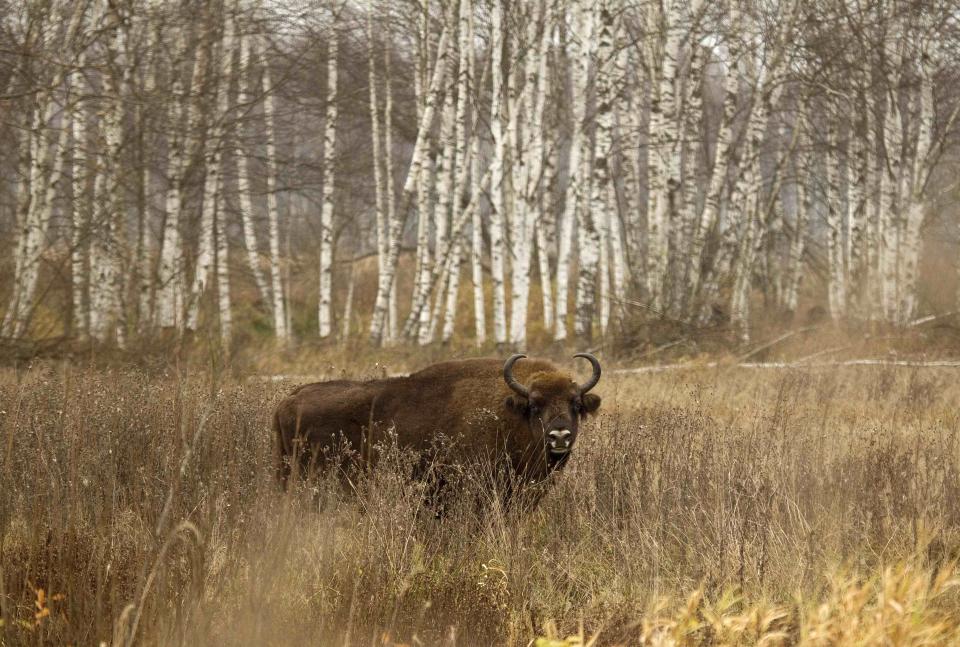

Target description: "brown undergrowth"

left=2, top=363, right=960, bottom=645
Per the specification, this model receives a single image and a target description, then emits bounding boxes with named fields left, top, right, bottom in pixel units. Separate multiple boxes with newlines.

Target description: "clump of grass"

left=540, top=558, right=960, bottom=646
left=2, top=362, right=960, bottom=645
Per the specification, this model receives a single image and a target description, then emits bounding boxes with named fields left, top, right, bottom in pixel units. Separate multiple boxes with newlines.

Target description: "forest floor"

left=3, top=354, right=960, bottom=646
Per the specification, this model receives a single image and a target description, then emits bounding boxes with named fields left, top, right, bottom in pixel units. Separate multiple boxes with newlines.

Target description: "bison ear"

left=580, top=393, right=601, bottom=416
left=504, top=395, right=529, bottom=416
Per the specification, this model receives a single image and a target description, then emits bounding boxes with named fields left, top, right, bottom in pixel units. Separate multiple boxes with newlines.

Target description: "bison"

left=273, top=354, right=602, bottom=497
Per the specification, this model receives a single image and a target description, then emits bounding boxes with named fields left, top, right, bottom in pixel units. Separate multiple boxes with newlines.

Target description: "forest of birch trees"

left=1, top=0, right=958, bottom=351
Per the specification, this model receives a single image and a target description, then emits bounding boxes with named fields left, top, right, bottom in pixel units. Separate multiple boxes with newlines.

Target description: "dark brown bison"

left=273, top=354, right=602, bottom=495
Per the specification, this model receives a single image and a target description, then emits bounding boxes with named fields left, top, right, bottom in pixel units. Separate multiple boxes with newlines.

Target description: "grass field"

left=2, top=358, right=960, bottom=645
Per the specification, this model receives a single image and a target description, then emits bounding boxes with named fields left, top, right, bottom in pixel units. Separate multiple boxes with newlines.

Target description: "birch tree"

left=263, top=44, right=287, bottom=338
left=508, top=0, right=552, bottom=348
left=70, top=62, right=90, bottom=339
left=378, top=24, right=451, bottom=344
left=825, top=124, right=847, bottom=319
left=555, top=0, right=592, bottom=341
left=441, top=0, right=475, bottom=344
left=383, top=30, right=400, bottom=344
left=574, top=1, right=611, bottom=342
left=215, top=171, right=232, bottom=346
left=410, top=2, right=435, bottom=344
left=155, top=24, right=194, bottom=331
left=186, top=26, right=222, bottom=335
left=3, top=0, right=87, bottom=339
left=488, top=0, right=509, bottom=347
left=235, top=27, right=271, bottom=315
left=318, top=27, right=338, bottom=338
left=427, top=4, right=459, bottom=345
left=89, top=2, right=132, bottom=345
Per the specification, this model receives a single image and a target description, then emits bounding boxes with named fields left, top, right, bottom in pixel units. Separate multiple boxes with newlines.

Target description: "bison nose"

left=547, top=428, right=572, bottom=450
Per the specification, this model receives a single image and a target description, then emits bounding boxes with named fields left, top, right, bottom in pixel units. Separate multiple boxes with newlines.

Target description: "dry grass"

left=2, top=361, right=960, bottom=646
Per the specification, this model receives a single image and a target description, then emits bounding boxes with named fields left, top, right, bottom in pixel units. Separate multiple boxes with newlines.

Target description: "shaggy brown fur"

left=273, top=357, right=602, bottom=491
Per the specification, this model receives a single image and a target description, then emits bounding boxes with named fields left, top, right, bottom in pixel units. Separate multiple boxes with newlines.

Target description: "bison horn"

left=573, top=353, right=602, bottom=394
left=503, top=354, right=530, bottom=398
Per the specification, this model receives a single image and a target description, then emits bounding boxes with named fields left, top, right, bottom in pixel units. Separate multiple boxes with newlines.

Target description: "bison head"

left=502, top=353, right=602, bottom=460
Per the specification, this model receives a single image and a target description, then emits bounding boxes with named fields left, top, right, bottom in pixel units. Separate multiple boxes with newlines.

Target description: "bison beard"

left=273, top=355, right=602, bottom=506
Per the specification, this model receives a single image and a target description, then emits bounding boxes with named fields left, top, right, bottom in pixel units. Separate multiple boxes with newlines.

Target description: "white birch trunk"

left=90, top=6, right=131, bottom=345
left=3, top=1, right=88, bottom=338
left=371, top=25, right=451, bottom=345
left=726, top=75, right=777, bottom=337
left=599, top=202, right=611, bottom=335
left=847, top=87, right=870, bottom=311
left=88, top=140, right=115, bottom=343
left=3, top=110, right=34, bottom=338
left=900, top=60, right=934, bottom=322
left=411, top=11, right=434, bottom=342
left=429, top=10, right=459, bottom=345
left=384, top=39, right=399, bottom=344
left=488, top=0, right=509, bottom=346
left=470, top=133, right=486, bottom=345
left=555, top=0, right=592, bottom=340
left=651, top=0, right=683, bottom=311
left=341, top=256, right=357, bottom=341
left=186, top=32, right=222, bottom=332
left=697, top=5, right=798, bottom=324
left=537, top=133, right=558, bottom=328
left=235, top=31, right=271, bottom=315
left=157, top=25, right=204, bottom=331
left=576, top=1, right=612, bottom=341
left=826, top=126, right=847, bottom=318
left=508, top=0, right=551, bottom=348
left=318, top=31, right=338, bottom=338
left=688, top=35, right=738, bottom=310
left=506, top=14, right=528, bottom=348
left=7, top=107, right=72, bottom=338
left=368, top=9, right=388, bottom=340
left=880, top=94, right=902, bottom=323
left=262, top=51, right=287, bottom=338
left=609, top=200, right=627, bottom=325
left=732, top=76, right=797, bottom=332
left=441, top=0, right=474, bottom=344
left=620, top=47, right=646, bottom=278
left=414, top=154, right=436, bottom=341
left=784, top=163, right=808, bottom=314
left=186, top=148, right=219, bottom=332
left=405, top=164, right=494, bottom=337
left=730, top=195, right=760, bottom=341
left=215, top=177, right=232, bottom=347
left=260, top=44, right=288, bottom=342
left=662, top=21, right=689, bottom=314
left=156, top=92, right=185, bottom=333
left=216, top=17, right=238, bottom=348
left=70, top=69, right=89, bottom=339
left=137, top=12, right=160, bottom=332
left=782, top=110, right=808, bottom=314
left=675, top=34, right=705, bottom=315
left=603, top=11, right=628, bottom=329
left=466, top=4, right=485, bottom=346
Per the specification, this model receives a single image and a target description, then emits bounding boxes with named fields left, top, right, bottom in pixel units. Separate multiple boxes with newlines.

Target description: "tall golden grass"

left=2, top=361, right=960, bottom=645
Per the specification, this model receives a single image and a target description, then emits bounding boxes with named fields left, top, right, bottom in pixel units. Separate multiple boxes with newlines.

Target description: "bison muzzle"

left=273, top=354, right=602, bottom=496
